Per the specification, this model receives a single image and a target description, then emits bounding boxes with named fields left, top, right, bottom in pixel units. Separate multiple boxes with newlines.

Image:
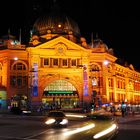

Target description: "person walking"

left=121, top=107, right=126, bottom=117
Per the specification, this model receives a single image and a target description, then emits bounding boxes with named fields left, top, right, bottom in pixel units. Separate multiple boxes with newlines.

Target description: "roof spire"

left=19, top=28, right=22, bottom=44
left=95, top=32, right=99, bottom=39
left=8, top=28, right=10, bottom=35
left=91, top=32, right=94, bottom=48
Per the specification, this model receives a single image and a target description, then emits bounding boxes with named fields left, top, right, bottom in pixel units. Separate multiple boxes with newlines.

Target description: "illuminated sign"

left=43, top=91, right=78, bottom=97
left=48, top=91, right=73, bottom=94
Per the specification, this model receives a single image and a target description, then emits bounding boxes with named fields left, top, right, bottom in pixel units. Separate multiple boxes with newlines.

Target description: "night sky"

left=0, top=0, right=140, bottom=70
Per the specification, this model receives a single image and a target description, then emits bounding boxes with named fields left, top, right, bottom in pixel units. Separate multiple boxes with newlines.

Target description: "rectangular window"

left=53, top=58, right=58, bottom=66
left=44, top=58, right=49, bottom=66
left=77, top=58, right=81, bottom=66
left=10, top=75, right=28, bottom=87
left=71, top=59, right=76, bottom=66
left=109, top=92, right=114, bottom=101
left=62, top=59, right=67, bottom=66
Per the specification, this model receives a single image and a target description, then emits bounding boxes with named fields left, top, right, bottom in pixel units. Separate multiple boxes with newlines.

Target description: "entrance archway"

left=42, top=80, right=79, bottom=109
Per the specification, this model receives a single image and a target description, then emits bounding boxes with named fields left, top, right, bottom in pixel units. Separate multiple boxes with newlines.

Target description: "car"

left=45, top=110, right=68, bottom=127
left=63, top=111, right=118, bottom=140
left=20, top=107, right=32, bottom=115
left=85, top=112, right=119, bottom=140
left=22, top=109, right=31, bottom=115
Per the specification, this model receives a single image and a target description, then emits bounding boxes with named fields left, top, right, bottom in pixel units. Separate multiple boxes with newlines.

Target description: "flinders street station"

left=0, top=7, right=140, bottom=112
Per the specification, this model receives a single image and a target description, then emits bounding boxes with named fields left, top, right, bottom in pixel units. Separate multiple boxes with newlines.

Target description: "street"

left=0, top=113, right=140, bottom=140
left=0, top=114, right=84, bottom=140
left=112, top=115, right=140, bottom=140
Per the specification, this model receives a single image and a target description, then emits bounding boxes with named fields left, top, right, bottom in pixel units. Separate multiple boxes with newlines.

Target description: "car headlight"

left=60, top=119, right=68, bottom=125
left=45, top=119, right=55, bottom=125
left=93, top=124, right=117, bottom=139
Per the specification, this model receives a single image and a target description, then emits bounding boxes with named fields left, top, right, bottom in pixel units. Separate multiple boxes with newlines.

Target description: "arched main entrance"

left=42, top=80, right=79, bottom=109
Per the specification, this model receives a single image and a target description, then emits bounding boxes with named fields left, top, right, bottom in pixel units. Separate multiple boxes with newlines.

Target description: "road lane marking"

left=24, top=129, right=51, bottom=139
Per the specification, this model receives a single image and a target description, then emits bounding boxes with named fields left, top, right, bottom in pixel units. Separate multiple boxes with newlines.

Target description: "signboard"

left=48, top=91, right=73, bottom=94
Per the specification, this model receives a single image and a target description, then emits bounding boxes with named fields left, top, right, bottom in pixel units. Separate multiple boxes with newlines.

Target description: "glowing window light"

left=93, top=124, right=117, bottom=139
left=64, top=124, right=95, bottom=136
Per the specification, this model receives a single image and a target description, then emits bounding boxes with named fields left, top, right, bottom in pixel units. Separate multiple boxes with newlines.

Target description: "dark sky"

left=0, top=0, right=140, bottom=70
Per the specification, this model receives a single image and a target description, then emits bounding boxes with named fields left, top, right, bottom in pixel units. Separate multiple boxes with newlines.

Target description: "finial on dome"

left=91, top=32, right=94, bottom=48
left=95, top=32, right=99, bottom=39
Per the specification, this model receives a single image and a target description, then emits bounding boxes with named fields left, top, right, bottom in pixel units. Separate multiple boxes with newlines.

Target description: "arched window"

left=44, top=80, right=76, bottom=91
left=90, top=64, right=100, bottom=71
left=10, top=62, right=28, bottom=87
left=13, top=62, right=26, bottom=70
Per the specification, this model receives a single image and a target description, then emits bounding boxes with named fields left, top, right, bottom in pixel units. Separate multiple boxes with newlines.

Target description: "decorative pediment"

left=34, top=36, right=87, bottom=51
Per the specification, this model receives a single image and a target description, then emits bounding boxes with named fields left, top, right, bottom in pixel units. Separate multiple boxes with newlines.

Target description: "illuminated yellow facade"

left=0, top=11, right=140, bottom=110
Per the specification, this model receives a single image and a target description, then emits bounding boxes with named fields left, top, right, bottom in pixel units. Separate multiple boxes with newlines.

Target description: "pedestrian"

left=121, top=107, right=126, bottom=117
